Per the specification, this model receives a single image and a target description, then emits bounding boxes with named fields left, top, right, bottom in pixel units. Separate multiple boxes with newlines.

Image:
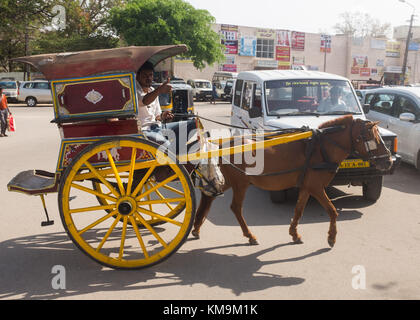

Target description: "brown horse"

left=191, top=115, right=393, bottom=247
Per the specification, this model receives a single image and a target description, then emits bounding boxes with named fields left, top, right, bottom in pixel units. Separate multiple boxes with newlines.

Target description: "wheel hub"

left=116, top=197, right=136, bottom=216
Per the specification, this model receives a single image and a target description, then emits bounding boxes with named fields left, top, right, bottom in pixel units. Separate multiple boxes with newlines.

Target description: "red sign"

left=222, top=64, right=237, bottom=72
left=292, top=31, right=305, bottom=50
left=360, top=68, right=371, bottom=77
left=351, top=67, right=360, bottom=75
left=276, top=46, right=290, bottom=61
left=222, top=40, right=238, bottom=54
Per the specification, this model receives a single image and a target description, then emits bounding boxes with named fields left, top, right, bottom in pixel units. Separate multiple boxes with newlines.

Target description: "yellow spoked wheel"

left=92, top=178, right=186, bottom=227
left=58, top=137, right=195, bottom=269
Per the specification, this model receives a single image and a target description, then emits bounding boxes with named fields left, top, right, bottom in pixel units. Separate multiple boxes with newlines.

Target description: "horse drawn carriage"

left=7, top=45, right=394, bottom=269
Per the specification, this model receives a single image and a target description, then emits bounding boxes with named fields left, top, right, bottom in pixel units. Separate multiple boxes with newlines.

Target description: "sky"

left=185, top=0, right=418, bottom=36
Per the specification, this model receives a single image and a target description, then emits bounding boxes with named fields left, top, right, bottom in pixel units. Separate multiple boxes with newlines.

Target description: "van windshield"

left=265, top=79, right=361, bottom=116
left=195, top=82, right=211, bottom=89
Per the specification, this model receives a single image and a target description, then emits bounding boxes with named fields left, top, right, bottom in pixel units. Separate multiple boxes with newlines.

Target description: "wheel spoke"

left=130, top=165, right=157, bottom=198
left=161, top=184, right=185, bottom=197
left=137, top=207, right=183, bottom=227
left=83, top=161, right=120, bottom=197
left=71, top=183, right=117, bottom=202
left=126, top=147, right=138, bottom=195
left=135, top=174, right=178, bottom=201
left=129, top=216, right=149, bottom=259
left=137, top=198, right=185, bottom=205
left=96, top=214, right=121, bottom=253
left=69, top=204, right=115, bottom=214
left=148, top=182, right=174, bottom=211
left=78, top=210, right=118, bottom=235
left=134, top=212, right=168, bottom=248
left=106, top=149, right=125, bottom=196
left=118, top=216, right=128, bottom=260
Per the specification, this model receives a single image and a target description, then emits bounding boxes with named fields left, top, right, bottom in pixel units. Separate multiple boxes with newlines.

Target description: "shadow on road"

left=383, top=163, right=420, bottom=195
left=196, top=186, right=365, bottom=229
left=0, top=231, right=334, bottom=299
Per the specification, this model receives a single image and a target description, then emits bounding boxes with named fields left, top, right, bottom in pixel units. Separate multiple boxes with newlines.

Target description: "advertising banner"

left=371, top=39, right=386, bottom=50
left=386, top=41, right=401, bottom=57
left=276, top=46, right=290, bottom=62
left=360, top=68, right=371, bottom=77
left=239, top=36, right=256, bottom=56
left=351, top=67, right=360, bottom=75
left=257, top=28, right=276, bottom=40
left=291, top=31, right=305, bottom=50
left=320, top=34, right=331, bottom=53
left=352, top=55, right=369, bottom=68
left=222, top=64, right=237, bottom=72
left=222, top=40, right=238, bottom=55
left=277, top=30, right=291, bottom=47
left=409, top=42, right=420, bottom=51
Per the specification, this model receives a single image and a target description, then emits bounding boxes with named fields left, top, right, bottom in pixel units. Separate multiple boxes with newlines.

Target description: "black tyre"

left=26, top=97, right=37, bottom=107
left=362, top=176, right=383, bottom=202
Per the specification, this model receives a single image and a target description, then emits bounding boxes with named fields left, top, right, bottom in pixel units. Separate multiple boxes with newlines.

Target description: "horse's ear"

left=367, top=121, right=380, bottom=128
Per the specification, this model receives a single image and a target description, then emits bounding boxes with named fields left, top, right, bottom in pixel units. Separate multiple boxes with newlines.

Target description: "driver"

left=136, top=61, right=197, bottom=155
left=318, top=86, right=348, bottom=113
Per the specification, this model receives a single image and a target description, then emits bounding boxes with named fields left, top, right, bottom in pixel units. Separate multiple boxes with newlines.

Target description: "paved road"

left=1, top=103, right=419, bottom=300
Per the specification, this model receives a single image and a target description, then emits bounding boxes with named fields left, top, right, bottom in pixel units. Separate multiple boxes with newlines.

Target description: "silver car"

left=0, top=79, right=19, bottom=102
left=364, top=86, right=420, bottom=170
left=18, top=81, right=53, bottom=107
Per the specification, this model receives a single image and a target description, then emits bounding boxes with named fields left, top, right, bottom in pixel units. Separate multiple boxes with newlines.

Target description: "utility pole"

left=401, top=14, right=415, bottom=85
left=399, top=0, right=417, bottom=85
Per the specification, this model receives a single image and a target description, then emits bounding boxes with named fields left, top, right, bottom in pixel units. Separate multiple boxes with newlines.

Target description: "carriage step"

left=7, top=170, right=59, bottom=196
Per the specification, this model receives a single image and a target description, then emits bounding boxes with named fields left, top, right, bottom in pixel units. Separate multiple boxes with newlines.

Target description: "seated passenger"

left=318, top=86, right=349, bottom=113
left=136, top=61, right=197, bottom=155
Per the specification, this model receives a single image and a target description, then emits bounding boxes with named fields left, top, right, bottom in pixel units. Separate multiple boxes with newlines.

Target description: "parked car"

left=364, top=86, right=420, bottom=170
left=231, top=70, right=401, bottom=202
left=186, top=79, right=213, bottom=101
left=0, top=79, right=19, bottom=103
left=17, top=80, right=53, bottom=107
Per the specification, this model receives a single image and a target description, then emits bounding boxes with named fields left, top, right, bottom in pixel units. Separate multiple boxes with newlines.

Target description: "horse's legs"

left=192, top=193, right=216, bottom=239
left=230, top=185, right=258, bottom=245
left=289, top=189, right=310, bottom=244
left=312, top=188, right=338, bottom=247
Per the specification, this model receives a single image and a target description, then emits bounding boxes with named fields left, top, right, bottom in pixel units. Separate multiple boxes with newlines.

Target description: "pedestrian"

left=136, top=61, right=197, bottom=155
left=211, top=83, right=217, bottom=104
left=0, top=87, right=12, bottom=137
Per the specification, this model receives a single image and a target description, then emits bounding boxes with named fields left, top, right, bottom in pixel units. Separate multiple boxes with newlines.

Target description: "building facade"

left=167, top=23, right=420, bottom=87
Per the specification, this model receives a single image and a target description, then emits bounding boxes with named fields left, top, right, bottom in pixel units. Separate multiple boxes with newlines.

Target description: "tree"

left=333, top=11, right=392, bottom=38
left=32, top=0, right=125, bottom=54
left=0, top=0, right=55, bottom=71
left=108, top=0, right=224, bottom=70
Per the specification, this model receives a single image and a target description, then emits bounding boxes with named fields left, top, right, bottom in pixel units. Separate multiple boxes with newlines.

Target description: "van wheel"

left=26, top=97, right=37, bottom=107
left=270, top=190, right=287, bottom=203
left=362, top=176, right=383, bottom=202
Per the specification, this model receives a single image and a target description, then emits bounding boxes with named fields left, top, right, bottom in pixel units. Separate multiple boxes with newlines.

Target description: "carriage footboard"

left=7, top=170, right=59, bottom=196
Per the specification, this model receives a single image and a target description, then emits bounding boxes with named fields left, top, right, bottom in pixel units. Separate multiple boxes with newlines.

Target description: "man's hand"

left=158, top=78, right=172, bottom=94
left=161, top=110, right=174, bottom=122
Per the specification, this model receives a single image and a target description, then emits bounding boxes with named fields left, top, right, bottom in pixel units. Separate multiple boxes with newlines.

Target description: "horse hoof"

left=191, top=230, right=200, bottom=239
left=249, top=238, right=259, bottom=245
left=328, top=238, right=335, bottom=248
left=293, top=238, right=303, bottom=244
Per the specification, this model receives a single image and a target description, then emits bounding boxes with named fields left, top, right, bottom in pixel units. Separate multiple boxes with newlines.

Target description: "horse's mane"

left=318, top=115, right=354, bottom=129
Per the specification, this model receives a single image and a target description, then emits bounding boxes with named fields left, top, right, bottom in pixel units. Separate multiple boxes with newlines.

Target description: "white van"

left=186, top=79, right=213, bottom=101
left=230, top=70, right=400, bottom=202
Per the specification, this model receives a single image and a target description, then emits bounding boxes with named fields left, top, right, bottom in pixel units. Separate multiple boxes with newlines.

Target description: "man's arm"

left=142, top=79, right=172, bottom=106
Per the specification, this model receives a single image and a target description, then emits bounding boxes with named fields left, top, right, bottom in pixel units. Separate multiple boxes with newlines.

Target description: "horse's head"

left=351, top=119, right=393, bottom=171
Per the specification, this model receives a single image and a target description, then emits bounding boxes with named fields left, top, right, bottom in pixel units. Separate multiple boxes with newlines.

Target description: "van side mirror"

left=399, top=112, right=416, bottom=122
left=249, top=106, right=262, bottom=118
left=363, top=104, right=370, bottom=114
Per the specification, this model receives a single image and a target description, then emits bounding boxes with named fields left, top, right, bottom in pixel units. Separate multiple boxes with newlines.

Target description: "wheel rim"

left=58, top=138, right=195, bottom=269
left=27, top=98, right=35, bottom=106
